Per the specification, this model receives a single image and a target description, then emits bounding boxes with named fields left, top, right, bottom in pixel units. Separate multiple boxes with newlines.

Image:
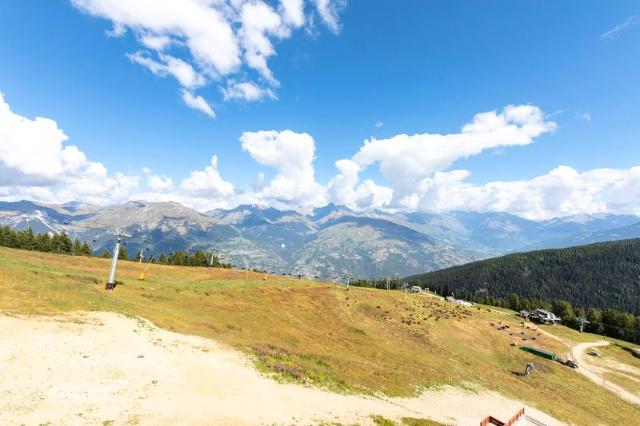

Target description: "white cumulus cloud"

left=222, top=81, right=276, bottom=101
left=239, top=0, right=289, bottom=85
left=327, top=159, right=392, bottom=210
left=311, top=0, right=346, bottom=34
left=0, top=92, right=81, bottom=184
left=280, top=0, right=306, bottom=28
left=0, top=92, right=139, bottom=204
left=71, top=0, right=346, bottom=114
left=181, top=90, right=215, bottom=117
left=413, top=166, right=640, bottom=220
left=349, top=105, right=556, bottom=205
left=239, top=130, right=325, bottom=206
left=3, top=93, right=639, bottom=221
left=180, top=155, right=235, bottom=198
left=128, top=52, right=206, bottom=89
left=146, top=174, right=174, bottom=193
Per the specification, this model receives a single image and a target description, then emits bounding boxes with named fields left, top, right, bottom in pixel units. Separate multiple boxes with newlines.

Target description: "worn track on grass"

left=571, top=341, right=640, bottom=406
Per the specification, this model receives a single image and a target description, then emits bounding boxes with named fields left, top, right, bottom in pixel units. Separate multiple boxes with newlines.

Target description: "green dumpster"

left=520, top=345, right=557, bottom=361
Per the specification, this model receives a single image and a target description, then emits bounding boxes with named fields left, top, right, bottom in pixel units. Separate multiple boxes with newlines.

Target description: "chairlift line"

left=105, top=228, right=132, bottom=290
left=138, top=256, right=154, bottom=281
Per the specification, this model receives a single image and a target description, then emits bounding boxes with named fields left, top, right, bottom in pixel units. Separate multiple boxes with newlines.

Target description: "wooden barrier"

left=480, top=407, right=525, bottom=426
left=480, top=415, right=504, bottom=426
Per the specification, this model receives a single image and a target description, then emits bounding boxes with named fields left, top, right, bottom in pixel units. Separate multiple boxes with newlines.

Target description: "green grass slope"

left=0, top=246, right=639, bottom=424
left=406, top=238, right=640, bottom=315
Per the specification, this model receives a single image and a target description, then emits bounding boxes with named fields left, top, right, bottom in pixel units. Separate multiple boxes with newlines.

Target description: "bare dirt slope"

left=0, top=312, right=561, bottom=426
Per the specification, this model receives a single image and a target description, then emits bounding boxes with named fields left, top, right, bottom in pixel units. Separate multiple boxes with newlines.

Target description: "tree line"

left=0, top=226, right=92, bottom=256
left=99, top=246, right=231, bottom=268
left=0, top=226, right=231, bottom=269
left=350, top=277, right=403, bottom=289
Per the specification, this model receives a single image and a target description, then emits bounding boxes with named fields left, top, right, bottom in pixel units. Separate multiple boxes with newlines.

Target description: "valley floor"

left=0, top=312, right=560, bottom=426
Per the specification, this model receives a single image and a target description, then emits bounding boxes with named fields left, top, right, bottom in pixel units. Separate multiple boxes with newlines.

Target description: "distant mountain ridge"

left=525, top=221, right=640, bottom=250
left=0, top=200, right=638, bottom=278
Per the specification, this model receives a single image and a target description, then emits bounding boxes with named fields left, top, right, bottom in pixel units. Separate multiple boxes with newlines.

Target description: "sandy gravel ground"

left=0, top=312, right=561, bottom=426
left=571, top=341, right=640, bottom=406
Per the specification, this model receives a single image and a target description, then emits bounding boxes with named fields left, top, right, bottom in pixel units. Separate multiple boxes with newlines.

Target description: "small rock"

left=152, top=380, right=158, bottom=385
left=82, top=354, right=89, bottom=359
left=137, top=354, right=144, bottom=359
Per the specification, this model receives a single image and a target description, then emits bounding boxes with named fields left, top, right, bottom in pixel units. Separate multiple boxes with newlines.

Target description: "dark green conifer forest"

left=407, top=239, right=640, bottom=343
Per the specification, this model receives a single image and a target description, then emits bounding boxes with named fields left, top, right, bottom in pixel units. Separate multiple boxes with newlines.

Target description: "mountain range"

left=0, top=200, right=638, bottom=278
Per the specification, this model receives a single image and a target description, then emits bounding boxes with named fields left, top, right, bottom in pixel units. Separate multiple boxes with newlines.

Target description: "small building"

left=530, top=309, right=561, bottom=324
left=445, top=295, right=474, bottom=306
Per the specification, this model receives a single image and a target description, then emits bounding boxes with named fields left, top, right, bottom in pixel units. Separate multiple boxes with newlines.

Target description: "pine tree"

left=35, top=233, right=51, bottom=252
left=2, top=226, right=18, bottom=248
left=552, top=300, right=575, bottom=321
left=508, top=293, right=521, bottom=311
left=80, top=242, right=92, bottom=256
left=170, top=251, right=186, bottom=265
left=586, top=307, right=602, bottom=324
left=192, top=249, right=208, bottom=267
left=50, top=234, right=62, bottom=253
left=118, top=245, right=128, bottom=260
left=72, top=239, right=83, bottom=255
left=101, top=250, right=111, bottom=258
left=0, top=226, right=9, bottom=246
left=56, top=233, right=73, bottom=254
left=20, top=227, right=36, bottom=250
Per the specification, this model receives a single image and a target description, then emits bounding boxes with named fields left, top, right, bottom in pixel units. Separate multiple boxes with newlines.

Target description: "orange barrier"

left=480, top=408, right=525, bottom=426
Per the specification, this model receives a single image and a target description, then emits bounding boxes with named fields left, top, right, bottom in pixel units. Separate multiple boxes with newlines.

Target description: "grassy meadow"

left=1, top=246, right=639, bottom=425
left=591, top=342, right=640, bottom=398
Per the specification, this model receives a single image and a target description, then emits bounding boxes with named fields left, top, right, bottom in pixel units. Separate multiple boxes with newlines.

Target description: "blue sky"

left=0, top=0, right=639, bottom=219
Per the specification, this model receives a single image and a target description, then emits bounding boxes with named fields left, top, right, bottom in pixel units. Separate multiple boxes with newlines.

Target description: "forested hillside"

left=407, top=239, right=640, bottom=316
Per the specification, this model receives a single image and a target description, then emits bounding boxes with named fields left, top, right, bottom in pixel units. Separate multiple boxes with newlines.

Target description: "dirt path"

left=571, top=341, right=640, bottom=406
left=0, top=312, right=561, bottom=426
left=533, top=326, right=571, bottom=347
